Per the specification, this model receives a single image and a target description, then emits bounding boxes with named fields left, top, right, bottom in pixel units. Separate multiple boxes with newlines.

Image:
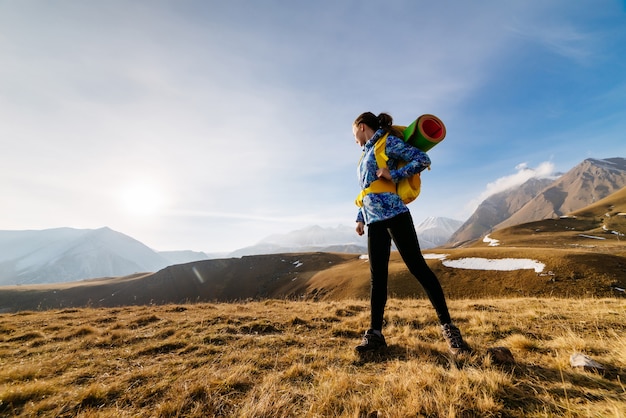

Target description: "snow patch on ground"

left=483, top=234, right=500, bottom=246
left=578, top=234, right=606, bottom=240
left=365, top=252, right=546, bottom=273
left=425, top=253, right=545, bottom=273
left=423, top=253, right=448, bottom=260
left=443, top=258, right=545, bottom=273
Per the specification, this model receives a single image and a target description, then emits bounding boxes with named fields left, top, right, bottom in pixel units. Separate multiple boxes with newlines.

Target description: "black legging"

left=367, top=211, right=451, bottom=330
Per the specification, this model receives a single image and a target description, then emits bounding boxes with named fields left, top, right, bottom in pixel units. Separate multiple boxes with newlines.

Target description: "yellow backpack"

left=355, top=114, right=446, bottom=207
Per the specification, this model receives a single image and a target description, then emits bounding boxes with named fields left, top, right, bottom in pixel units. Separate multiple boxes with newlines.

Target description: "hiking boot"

left=442, top=323, right=470, bottom=355
left=355, top=329, right=387, bottom=353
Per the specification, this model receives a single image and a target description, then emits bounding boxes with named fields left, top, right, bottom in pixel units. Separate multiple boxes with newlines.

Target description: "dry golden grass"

left=1, top=298, right=624, bottom=417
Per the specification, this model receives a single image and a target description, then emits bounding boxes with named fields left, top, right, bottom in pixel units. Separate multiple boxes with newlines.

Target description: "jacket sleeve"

left=385, top=135, right=431, bottom=183
left=356, top=209, right=364, bottom=224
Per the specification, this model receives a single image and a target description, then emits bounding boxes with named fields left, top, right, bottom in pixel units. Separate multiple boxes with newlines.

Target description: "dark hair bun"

left=377, top=113, right=393, bottom=128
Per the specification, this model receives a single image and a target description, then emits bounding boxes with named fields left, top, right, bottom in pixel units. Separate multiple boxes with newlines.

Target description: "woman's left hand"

left=376, top=167, right=392, bottom=180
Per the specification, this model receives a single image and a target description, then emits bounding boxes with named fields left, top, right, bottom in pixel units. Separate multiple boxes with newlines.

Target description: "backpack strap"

left=373, top=133, right=389, bottom=168
left=355, top=134, right=396, bottom=207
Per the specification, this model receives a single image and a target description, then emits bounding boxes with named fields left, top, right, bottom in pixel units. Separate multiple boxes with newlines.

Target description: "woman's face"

left=353, top=123, right=369, bottom=147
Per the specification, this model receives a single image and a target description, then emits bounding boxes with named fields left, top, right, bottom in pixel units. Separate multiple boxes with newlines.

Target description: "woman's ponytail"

left=378, top=112, right=404, bottom=139
left=377, top=113, right=393, bottom=130
left=354, top=112, right=404, bottom=139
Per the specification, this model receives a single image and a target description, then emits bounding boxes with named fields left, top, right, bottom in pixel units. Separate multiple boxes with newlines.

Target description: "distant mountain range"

left=0, top=227, right=170, bottom=285
left=0, top=217, right=461, bottom=285
left=228, top=217, right=462, bottom=257
left=447, top=157, right=626, bottom=246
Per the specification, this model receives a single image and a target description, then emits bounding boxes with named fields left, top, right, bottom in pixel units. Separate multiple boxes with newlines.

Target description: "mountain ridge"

left=447, top=178, right=554, bottom=246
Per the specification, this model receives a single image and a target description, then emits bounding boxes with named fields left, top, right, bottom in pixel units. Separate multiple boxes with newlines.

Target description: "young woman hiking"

left=352, top=111, right=469, bottom=355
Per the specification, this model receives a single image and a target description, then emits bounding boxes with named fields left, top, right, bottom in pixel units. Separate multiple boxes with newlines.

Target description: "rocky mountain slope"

left=447, top=178, right=553, bottom=246
left=497, top=158, right=626, bottom=229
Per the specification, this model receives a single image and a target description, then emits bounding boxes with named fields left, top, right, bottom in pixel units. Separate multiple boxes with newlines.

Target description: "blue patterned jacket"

left=356, top=129, right=431, bottom=225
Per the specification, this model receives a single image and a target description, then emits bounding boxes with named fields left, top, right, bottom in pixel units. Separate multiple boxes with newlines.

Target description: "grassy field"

left=1, top=297, right=624, bottom=417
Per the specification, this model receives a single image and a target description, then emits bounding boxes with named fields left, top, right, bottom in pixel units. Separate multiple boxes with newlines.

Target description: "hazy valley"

left=2, top=157, right=626, bottom=312
left=1, top=160, right=626, bottom=311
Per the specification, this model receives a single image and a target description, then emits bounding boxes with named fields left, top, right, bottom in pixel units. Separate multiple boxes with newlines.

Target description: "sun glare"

left=119, top=180, right=164, bottom=217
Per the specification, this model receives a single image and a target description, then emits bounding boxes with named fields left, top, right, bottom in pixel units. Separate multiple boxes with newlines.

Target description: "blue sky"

left=1, top=1, right=626, bottom=252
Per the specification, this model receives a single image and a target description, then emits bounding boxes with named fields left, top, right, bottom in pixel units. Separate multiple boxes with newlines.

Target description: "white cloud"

left=466, top=161, right=557, bottom=212
left=506, top=13, right=599, bottom=64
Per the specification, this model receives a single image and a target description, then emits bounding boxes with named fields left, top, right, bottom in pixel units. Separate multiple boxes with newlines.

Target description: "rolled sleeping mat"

left=402, top=114, right=446, bottom=152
